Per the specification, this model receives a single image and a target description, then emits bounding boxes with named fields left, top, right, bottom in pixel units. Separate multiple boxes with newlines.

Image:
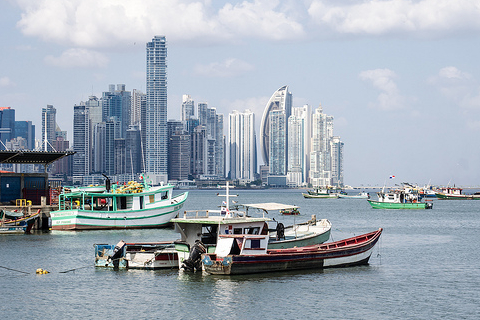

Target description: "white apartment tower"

left=309, top=104, right=334, bottom=187
left=229, top=110, right=256, bottom=182
left=287, top=105, right=311, bottom=187
left=181, top=94, right=195, bottom=121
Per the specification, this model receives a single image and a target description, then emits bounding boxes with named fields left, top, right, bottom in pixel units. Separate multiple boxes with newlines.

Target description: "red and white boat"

left=202, top=228, right=382, bottom=275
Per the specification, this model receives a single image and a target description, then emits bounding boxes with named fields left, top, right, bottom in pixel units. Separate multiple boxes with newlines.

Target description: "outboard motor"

left=182, top=240, right=206, bottom=272
left=109, top=240, right=126, bottom=269
left=276, top=223, right=285, bottom=240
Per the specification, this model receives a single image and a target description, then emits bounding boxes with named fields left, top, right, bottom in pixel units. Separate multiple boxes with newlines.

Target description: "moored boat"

left=0, top=209, right=39, bottom=234
left=172, top=182, right=332, bottom=271
left=201, top=228, right=383, bottom=275
left=302, top=187, right=339, bottom=199
left=337, top=192, right=370, bottom=199
left=368, top=187, right=433, bottom=209
left=50, top=176, right=188, bottom=230
left=94, top=240, right=178, bottom=269
left=435, top=187, right=480, bottom=200
left=0, top=209, right=41, bottom=232
left=280, top=207, right=300, bottom=215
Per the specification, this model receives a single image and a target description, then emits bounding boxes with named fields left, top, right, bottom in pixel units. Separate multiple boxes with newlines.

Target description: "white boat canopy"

left=240, top=202, right=299, bottom=212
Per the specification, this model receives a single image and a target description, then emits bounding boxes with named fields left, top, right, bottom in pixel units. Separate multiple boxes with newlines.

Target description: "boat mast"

left=217, top=181, right=237, bottom=212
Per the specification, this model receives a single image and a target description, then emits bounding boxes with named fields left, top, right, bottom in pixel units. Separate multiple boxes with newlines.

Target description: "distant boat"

left=435, top=187, right=480, bottom=200
left=302, top=187, right=339, bottom=199
left=368, top=186, right=433, bottom=209
left=337, top=192, right=370, bottom=199
left=50, top=176, right=188, bottom=230
left=201, top=228, right=383, bottom=275
left=279, top=207, right=300, bottom=215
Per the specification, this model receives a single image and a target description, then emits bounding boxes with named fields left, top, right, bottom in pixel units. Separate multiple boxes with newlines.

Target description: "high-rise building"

left=126, top=125, right=142, bottom=176
left=168, top=133, right=191, bottom=181
left=102, top=84, right=131, bottom=139
left=72, top=105, right=90, bottom=182
left=145, top=36, right=168, bottom=182
left=287, top=105, right=311, bottom=187
left=259, top=85, right=292, bottom=166
left=228, top=110, right=256, bottom=182
left=41, top=105, right=56, bottom=151
left=309, top=104, right=334, bottom=187
left=105, top=118, right=120, bottom=176
left=331, top=136, right=344, bottom=187
left=131, top=89, right=145, bottom=126
left=181, top=94, right=195, bottom=121
left=215, top=113, right=225, bottom=179
left=14, top=120, right=35, bottom=150
left=52, top=137, right=71, bottom=177
left=196, top=103, right=224, bottom=179
left=268, top=109, right=287, bottom=176
left=191, top=125, right=207, bottom=178
left=0, top=107, right=15, bottom=150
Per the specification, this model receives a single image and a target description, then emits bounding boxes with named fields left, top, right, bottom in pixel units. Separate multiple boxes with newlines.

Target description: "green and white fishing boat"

left=50, top=175, right=188, bottom=230
left=302, top=187, right=339, bottom=198
left=368, top=186, right=433, bottom=209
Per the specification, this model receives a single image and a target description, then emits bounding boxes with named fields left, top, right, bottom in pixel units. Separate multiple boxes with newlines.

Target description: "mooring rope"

left=1, top=264, right=94, bottom=274
left=0, top=265, right=30, bottom=274
left=59, top=265, right=93, bottom=273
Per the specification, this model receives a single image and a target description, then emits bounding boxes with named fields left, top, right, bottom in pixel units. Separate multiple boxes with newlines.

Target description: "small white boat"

left=337, top=192, right=370, bottom=199
left=94, top=240, right=178, bottom=269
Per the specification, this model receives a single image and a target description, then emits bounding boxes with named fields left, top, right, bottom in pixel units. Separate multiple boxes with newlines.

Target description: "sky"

left=1, top=0, right=480, bottom=187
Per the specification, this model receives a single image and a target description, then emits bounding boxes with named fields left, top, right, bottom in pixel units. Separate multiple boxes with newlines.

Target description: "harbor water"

left=2, top=189, right=480, bottom=319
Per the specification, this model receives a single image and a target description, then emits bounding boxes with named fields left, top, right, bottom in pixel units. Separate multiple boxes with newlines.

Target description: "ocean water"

left=1, top=189, right=480, bottom=319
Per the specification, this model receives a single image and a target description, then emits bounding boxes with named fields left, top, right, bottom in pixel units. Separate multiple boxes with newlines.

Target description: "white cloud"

left=194, top=58, right=254, bottom=77
left=217, top=1, right=304, bottom=40
left=429, top=67, right=480, bottom=110
left=308, top=0, right=480, bottom=36
left=14, top=0, right=480, bottom=49
left=0, top=76, right=14, bottom=87
left=16, top=0, right=304, bottom=48
left=44, top=48, right=109, bottom=68
left=359, top=69, right=405, bottom=110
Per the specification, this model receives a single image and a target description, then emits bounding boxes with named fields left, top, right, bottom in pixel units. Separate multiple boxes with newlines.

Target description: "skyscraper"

left=15, top=120, right=35, bottom=150
left=331, top=136, right=344, bottom=187
left=41, top=105, right=56, bottom=151
left=268, top=109, right=287, bottom=175
left=72, top=105, right=90, bottom=182
left=0, top=107, right=15, bottom=150
left=259, top=85, right=292, bottom=166
left=229, top=110, right=256, bottom=182
left=181, top=94, right=195, bottom=121
left=102, top=84, right=131, bottom=139
left=309, top=104, right=334, bottom=187
left=145, top=36, right=168, bottom=182
left=287, top=105, right=311, bottom=187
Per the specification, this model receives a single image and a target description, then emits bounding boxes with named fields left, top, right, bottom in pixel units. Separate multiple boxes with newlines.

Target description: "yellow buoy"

left=36, top=268, right=49, bottom=274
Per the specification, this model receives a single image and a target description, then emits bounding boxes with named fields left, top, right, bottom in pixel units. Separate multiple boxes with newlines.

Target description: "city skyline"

left=1, top=1, right=480, bottom=186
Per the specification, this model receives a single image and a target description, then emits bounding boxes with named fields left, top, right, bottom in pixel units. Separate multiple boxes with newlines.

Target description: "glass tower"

left=145, top=36, right=168, bottom=179
left=260, top=85, right=292, bottom=166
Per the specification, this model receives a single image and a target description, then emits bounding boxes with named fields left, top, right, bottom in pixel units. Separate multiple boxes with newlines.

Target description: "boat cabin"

left=58, top=184, right=172, bottom=212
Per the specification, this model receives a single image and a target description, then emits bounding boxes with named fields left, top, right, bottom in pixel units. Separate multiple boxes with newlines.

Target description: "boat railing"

left=182, top=209, right=248, bottom=219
